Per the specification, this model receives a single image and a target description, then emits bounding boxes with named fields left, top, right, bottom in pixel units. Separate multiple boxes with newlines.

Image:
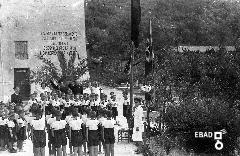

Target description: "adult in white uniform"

left=83, top=82, right=92, bottom=94
left=132, top=98, right=144, bottom=154
left=91, top=82, right=101, bottom=102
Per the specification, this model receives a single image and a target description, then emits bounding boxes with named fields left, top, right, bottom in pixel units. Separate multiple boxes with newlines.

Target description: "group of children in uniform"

left=0, top=86, right=119, bottom=156
left=0, top=102, right=27, bottom=153
left=29, top=90, right=117, bottom=156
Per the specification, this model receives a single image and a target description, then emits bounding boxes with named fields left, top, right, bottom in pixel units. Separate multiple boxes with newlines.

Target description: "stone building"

left=0, top=0, right=88, bottom=102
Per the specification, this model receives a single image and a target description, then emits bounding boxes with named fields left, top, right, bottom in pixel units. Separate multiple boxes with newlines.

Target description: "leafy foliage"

left=30, top=52, right=88, bottom=84
left=85, top=0, right=240, bottom=86
left=152, top=48, right=240, bottom=154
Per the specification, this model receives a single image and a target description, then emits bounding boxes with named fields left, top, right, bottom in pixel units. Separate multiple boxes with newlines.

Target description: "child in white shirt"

left=86, top=111, right=100, bottom=156
left=69, top=108, right=85, bottom=156
left=30, top=108, right=46, bottom=156
left=102, top=111, right=116, bottom=156
left=7, top=113, right=18, bottom=153
left=0, top=110, right=8, bottom=151
left=51, top=110, right=67, bottom=156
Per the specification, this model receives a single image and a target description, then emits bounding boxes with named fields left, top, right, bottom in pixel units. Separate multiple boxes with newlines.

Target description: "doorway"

left=14, top=68, right=30, bottom=101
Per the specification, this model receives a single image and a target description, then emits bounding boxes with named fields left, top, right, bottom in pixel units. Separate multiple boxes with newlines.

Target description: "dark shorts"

left=45, top=105, right=51, bottom=115
left=48, top=128, right=54, bottom=144
left=123, top=105, right=130, bottom=117
left=88, top=130, right=99, bottom=146
left=17, top=126, right=26, bottom=141
left=75, top=106, right=82, bottom=114
left=64, top=107, right=70, bottom=114
left=33, top=130, right=46, bottom=148
left=71, top=130, right=84, bottom=147
left=0, top=125, right=8, bottom=139
left=91, top=106, right=98, bottom=112
left=112, top=107, right=118, bottom=117
left=54, top=129, right=67, bottom=148
left=104, top=128, right=115, bottom=144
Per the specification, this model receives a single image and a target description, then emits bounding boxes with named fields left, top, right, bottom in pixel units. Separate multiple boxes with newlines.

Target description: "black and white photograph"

left=1, top=0, right=240, bottom=155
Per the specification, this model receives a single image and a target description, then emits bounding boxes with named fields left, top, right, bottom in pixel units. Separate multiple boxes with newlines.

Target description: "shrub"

left=163, top=97, right=240, bottom=154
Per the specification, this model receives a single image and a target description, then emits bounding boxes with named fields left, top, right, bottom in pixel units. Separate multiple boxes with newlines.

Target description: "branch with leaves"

left=31, top=52, right=88, bottom=84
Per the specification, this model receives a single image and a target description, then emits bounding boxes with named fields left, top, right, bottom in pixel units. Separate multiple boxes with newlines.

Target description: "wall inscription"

left=40, top=31, right=79, bottom=56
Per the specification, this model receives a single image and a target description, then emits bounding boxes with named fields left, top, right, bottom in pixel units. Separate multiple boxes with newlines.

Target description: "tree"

left=85, top=0, right=240, bottom=86
left=152, top=47, right=240, bottom=154
left=30, top=51, right=88, bottom=84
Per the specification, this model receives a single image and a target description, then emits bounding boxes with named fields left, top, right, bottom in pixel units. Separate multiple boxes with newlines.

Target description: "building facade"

left=0, top=0, right=88, bottom=102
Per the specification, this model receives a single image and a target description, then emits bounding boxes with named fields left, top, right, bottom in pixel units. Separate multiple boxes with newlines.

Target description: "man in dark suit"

left=11, top=86, right=23, bottom=108
left=69, top=80, right=83, bottom=95
left=59, top=80, right=69, bottom=94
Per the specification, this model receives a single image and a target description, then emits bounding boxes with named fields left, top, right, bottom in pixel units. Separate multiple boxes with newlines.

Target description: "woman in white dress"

left=132, top=98, right=144, bottom=154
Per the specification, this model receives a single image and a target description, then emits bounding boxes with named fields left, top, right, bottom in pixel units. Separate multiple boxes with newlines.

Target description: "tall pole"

left=129, top=42, right=134, bottom=118
left=0, top=27, right=3, bottom=102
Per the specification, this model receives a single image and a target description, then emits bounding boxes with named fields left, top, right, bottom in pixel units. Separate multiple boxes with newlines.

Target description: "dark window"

left=15, top=41, right=28, bottom=60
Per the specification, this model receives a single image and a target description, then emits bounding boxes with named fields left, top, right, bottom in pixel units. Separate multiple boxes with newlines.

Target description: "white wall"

left=0, top=0, right=88, bottom=101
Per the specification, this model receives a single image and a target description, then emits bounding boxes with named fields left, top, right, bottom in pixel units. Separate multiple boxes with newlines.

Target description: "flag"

left=145, top=18, right=154, bottom=77
left=131, top=0, right=141, bottom=48
left=124, top=56, right=131, bottom=75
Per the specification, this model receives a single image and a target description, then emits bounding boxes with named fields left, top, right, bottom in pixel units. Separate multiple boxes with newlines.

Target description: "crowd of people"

left=0, top=80, right=145, bottom=156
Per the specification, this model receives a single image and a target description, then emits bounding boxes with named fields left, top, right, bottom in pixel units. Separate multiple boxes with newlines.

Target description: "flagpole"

left=130, top=41, right=134, bottom=120
left=130, top=0, right=141, bottom=142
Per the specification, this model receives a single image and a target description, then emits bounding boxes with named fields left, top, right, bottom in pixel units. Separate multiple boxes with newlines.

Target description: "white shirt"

left=35, top=97, right=41, bottom=102
left=31, top=117, right=45, bottom=130
left=82, top=114, right=88, bottom=124
left=123, top=100, right=130, bottom=105
left=69, top=118, right=83, bottom=130
left=64, top=100, right=71, bottom=107
left=51, top=120, right=67, bottom=130
left=92, top=87, right=100, bottom=95
left=102, top=119, right=115, bottom=128
left=25, top=115, right=36, bottom=124
left=39, top=100, right=49, bottom=107
left=7, top=120, right=15, bottom=128
left=94, top=100, right=100, bottom=106
left=65, top=115, right=73, bottom=124
left=59, top=98, right=65, bottom=105
left=47, top=117, right=56, bottom=127
left=98, top=117, right=106, bottom=125
left=69, top=100, right=75, bottom=106
left=112, top=101, right=118, bottom=107
left=17, top=118, right=26, bottom=127
left=82, top=100, right=89, bottom=106
left=51, top=99, right=60, bottom=107
left=46, top=115, right=52, bottom=121
left=0, top=117, right=8, bottom=125
left=86, top=119, right=99, bottom=130
left=90, top=101, right=95, bottom=107
left=83, top=88, right=91, bottom=94
left=74, top=101, right=81, bottom=106
left=37, top=86, right=51, bottom=95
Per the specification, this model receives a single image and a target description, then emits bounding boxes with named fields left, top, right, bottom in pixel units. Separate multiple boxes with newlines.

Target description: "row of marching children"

left=28, top=89, right=119, bottom=120
left=30, top=101, right=116, bottom=156
left=0, top=89, right=119, bottom=156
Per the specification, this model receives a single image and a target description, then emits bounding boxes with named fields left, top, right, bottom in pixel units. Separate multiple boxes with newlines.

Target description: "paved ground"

left=0, top=140, right=143, bottom=156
